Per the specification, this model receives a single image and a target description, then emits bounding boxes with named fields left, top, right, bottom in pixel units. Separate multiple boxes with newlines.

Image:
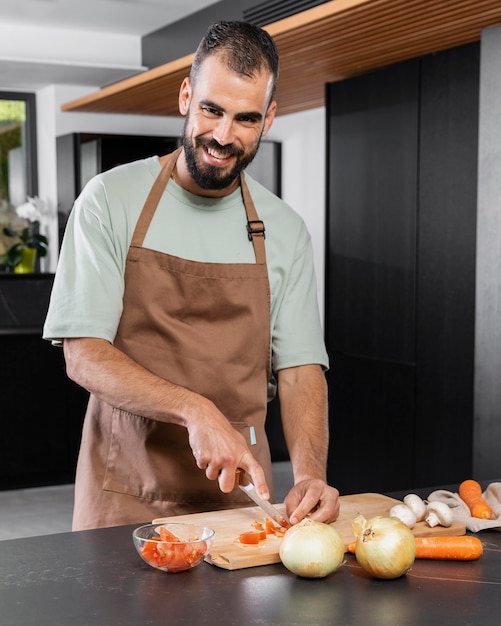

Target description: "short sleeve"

left=270, top=227, right=329, bottom=372
left=43, top=176, right=129, bottom=343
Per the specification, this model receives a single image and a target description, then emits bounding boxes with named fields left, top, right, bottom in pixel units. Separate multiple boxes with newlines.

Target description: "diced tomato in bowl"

left=132, top=523, right=215, bottom=572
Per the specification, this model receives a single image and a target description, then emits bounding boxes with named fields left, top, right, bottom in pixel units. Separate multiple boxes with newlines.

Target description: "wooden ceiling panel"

left=61, top=0, right=501, bottom=116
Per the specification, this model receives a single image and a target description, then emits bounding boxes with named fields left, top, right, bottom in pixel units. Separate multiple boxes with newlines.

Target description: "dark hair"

left=191, top=21, right=280, bottom=102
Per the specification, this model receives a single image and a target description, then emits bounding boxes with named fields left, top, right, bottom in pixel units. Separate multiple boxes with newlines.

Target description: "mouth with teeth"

left=202, top=141, right=243, bottom=167
left=182, top=126, right=258, bottom=191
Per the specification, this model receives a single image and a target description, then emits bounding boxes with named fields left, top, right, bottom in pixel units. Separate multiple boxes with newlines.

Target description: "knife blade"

left=238, top=481, right=290, bottom=527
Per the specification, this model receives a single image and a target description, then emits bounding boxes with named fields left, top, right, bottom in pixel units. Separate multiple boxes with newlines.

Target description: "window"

left=0, top=92, right=38, bottom=263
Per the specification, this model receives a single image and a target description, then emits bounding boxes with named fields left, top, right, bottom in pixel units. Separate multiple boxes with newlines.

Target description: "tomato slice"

left=159, top=527, right=182, bottom=542
left=264, top=518, right=277, bottom=534
left=140, top=540, right=207, bottom=570
left=238, top=530, right=267, bottom=544
left=140, top=538, right=162, bottom=565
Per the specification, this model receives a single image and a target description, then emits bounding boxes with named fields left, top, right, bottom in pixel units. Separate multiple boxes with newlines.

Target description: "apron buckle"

left=247, top=220, right=266, bottom=241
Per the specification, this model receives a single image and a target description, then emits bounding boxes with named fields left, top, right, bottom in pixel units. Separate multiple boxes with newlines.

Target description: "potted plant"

left=1, top=197, right=49, bottom=273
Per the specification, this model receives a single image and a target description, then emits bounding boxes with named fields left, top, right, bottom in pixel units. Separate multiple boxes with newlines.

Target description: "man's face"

left=179, top=54, right=277, bottom=193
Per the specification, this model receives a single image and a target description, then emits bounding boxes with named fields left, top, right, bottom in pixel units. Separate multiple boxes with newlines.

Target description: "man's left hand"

left=284, top=479, right=340, bottom=525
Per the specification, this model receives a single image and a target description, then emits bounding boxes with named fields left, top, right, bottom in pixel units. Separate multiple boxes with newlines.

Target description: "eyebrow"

left=199, top=99, right=263, bottom=123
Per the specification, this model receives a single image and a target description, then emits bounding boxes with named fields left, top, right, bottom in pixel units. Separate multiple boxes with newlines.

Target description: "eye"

left=201, top=105, right=221, bottom=117
left=236, top=114, right=261, bottom=126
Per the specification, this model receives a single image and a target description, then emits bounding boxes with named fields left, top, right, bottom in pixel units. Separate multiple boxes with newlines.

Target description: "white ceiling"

left=0, top=0, right=220, bottom=35
left=0, top=0, right=221, bottom=90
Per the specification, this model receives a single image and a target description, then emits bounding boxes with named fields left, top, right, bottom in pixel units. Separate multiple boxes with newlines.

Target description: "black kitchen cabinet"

left=326, top=43, right=479, bottom=493
left=0, top=332, right=88, bottom=489
left=0, top=274, right=88, bottom=489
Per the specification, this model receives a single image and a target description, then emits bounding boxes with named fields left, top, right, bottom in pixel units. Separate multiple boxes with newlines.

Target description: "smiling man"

left=178, top=47, right=276, bottom=194
left=43, top=21, right=340, bottom=530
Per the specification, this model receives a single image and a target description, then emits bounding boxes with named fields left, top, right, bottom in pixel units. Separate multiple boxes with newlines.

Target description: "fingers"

left=194, top=447, right=269, bottom=497
left=218, top=466, right=240, bottom=493
left=237, top=451, right=270, bottom=500
left=296, top=496, right=340, bottom=525
left=195, top=456, right=242, bottom=492
left=285, top=480, right=340, bottom=525
left=188, top=413, right=269, bottom=496
left=217, top=451, right=270, bottom=497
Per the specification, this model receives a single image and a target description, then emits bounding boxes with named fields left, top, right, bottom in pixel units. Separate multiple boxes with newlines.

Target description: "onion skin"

left=352, top=515, right=416, bottom=579
left=279, top=518, right=345, bottom=578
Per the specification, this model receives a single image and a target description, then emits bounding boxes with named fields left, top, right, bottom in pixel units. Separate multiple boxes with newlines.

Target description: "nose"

left=212, top=117, right=234, bottom=146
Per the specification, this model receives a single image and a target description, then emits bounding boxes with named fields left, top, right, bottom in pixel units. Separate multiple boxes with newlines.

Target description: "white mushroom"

left=403, top=494, right=427, bottom=522
left=425, top=501, right=453, bottom=528
left=389, top=504, right=417, bottom=528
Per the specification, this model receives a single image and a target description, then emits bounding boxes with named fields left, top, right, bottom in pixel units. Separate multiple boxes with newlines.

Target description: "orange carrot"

left=459, top=479, right=493, bottom=520
left=413, top=536, right=483, bottom=560
left=347, top=536, right=483, bottom=561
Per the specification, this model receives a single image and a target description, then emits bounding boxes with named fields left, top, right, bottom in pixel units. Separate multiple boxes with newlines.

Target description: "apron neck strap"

left=240, top=172, right=266, bottom=265
left=131, top=147, right=181, bottom=247
left=131, top=147, right=267, bottom=265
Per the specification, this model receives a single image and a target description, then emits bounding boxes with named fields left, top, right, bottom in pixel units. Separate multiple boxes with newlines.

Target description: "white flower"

left=16, top=196, right=48, bottom=223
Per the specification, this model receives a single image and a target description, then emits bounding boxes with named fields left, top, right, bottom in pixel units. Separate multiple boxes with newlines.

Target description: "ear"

left=260, top=100, right=277, bottom=138
left=178, top=77, right=192, bottom=116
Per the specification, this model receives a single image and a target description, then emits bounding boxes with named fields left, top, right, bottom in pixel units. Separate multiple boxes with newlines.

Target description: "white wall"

left=474, top=24, right=501, bottom=478
left=36, top=88, right=327, bottom=321
left=0, top=23, right=141, bottom=67
left=36, top=87, right=59, bottom=273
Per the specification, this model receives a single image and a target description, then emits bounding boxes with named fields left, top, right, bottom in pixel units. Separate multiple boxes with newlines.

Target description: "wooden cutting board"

left=153, top=492, right=466, bottom=570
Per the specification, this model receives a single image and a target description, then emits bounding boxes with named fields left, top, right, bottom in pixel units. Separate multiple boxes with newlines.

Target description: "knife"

left=236, top=472, right=290, bottom=527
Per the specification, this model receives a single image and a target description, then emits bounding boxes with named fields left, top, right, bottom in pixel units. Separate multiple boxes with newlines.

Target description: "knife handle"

left=235, top=468, right=248, bottom=487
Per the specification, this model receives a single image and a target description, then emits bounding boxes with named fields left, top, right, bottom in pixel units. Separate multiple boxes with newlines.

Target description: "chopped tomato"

left=140, top=537, right=161, bottom=563
left=159, top=526, right=182, bottom=542
left=238, top=530, right=267, bottom=544
left=236, top=515, right=289, bottom=545
left=265, top=518, right=277, bottom=534
left=140, top=530, right=207, bottom=570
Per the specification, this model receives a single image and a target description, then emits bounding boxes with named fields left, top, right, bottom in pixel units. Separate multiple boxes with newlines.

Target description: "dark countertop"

left=1, top=496, right=501, bottom=625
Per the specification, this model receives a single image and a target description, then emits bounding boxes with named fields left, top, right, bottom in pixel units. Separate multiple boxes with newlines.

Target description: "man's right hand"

left=186, top=403, right=269, bottom=498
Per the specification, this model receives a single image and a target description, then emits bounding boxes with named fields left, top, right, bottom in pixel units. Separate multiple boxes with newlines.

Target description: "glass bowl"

left=132, top=523, right=215, bottom=572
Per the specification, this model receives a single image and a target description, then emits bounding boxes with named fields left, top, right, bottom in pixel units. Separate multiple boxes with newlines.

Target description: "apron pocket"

left=102, top=408, right=263, bottom=504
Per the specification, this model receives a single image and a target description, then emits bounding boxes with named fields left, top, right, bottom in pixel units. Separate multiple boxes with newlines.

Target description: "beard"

left=182, top=120, right=261, bottom=191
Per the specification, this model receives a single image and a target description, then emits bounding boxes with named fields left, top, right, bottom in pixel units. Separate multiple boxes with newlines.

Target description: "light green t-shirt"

left=43, top=156, right=328, bottom=375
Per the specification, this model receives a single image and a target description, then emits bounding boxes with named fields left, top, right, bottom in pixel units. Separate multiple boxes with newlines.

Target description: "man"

left=44, top=21, right=340, bottom=530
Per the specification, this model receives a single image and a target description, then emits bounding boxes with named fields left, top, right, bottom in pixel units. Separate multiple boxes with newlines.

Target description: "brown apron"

left=72, top=149, right=273, bottom=530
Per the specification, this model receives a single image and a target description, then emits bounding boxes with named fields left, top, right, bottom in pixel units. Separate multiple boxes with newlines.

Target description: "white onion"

left=279, top=518, right=345, bottom=578
left=351, top=515, right=416, bottom=579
